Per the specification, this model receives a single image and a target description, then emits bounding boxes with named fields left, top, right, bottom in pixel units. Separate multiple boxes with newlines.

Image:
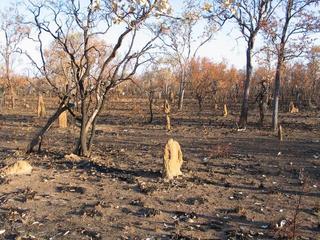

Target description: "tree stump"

left=164, top=100, right=171, bottom=131
left=59, top=111, right=68, bottom=128
left=163, top=138, right=183, bottom=179
left=223, top=104, right=228, bottom=117
left=37, top=94, right=46, bottom=117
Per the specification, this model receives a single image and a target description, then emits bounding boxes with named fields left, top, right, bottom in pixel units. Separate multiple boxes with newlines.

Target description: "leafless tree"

left=158, top=0, right=215, bottom=110
left=24, top=0, right=170, bottom=156
left=210, top=0, right=281, bottom=128
left=306, top=46, right=320, bottom=106
left=264, top=0, right=319, bottom=130
left=0, top=5, right=28, bottom=109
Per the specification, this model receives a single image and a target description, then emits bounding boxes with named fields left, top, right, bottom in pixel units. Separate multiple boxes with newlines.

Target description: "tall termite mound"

left=223, top=104, right=228, bottom=117
left=289, top=101, right=299, bottom=113
left=59, top=111, right=68, bottom=128
left=164, top=99, right=171, bottom=131
left=163, top=138, right=183, bottom=179
left=37, top=94, right=46, bottom=117
left=169, top=91, right=175, bottom=104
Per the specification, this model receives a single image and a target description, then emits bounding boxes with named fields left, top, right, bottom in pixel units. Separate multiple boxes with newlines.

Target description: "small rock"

left=130, top=199, right=144, bottom=207
left=276, top=219, right=287, bottom=228
left=202, top=157, right=209, bottom=163
left=184, top=197, right=206, bottom=205
left=209, top=220, right=224, bottom=231
left=138, top=208, right=161, bottom=218
left=172, top=211, right=197, bottom=222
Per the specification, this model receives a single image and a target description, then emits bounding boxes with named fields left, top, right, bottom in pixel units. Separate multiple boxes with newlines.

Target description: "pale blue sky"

left=1, top=0, right=318, bottom=74
left=0, top=0, right=248, bottom=71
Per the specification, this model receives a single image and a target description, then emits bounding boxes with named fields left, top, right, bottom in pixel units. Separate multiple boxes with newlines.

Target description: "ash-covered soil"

left=0, top=97, right=319, bottom=240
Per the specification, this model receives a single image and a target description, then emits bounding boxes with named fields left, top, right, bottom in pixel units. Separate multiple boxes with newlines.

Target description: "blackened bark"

left=26, top=103, right=68, bottom=153
left=239, top=39, right=254, bottom=128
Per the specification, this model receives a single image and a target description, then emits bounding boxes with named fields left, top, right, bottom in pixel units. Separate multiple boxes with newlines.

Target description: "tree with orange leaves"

left=190, top=57, right=216, bottom=112
left=190, top=57, right=242, bottom=113
left=263, top=0, right=319, bottom=130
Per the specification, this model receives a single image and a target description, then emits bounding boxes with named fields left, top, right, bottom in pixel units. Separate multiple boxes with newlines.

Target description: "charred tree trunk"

left=9, top=85, right=15, bottom=109
left=178, top=86, right=185, bottom=111
left=178, top=69, right=186, bottom=111
left=5, top=55, right=15, bottom=109
left=74, top=94, right=106, bottom=157
left=76, top=100, right=90, bottom=157
left=87, top=117, right=98, bottom=154
left=26, top=102, right=68, bottom=153
left=259, top=103, right=265, bottom=126
left=272, top=0, right=292, bottom=131
left=148, top=91, right=154, bottom=123
left=239, top=40, right=254, bottom=128
left=272, top=56, right=283, bottom=130
left=196, top=95, right=203, bottom=113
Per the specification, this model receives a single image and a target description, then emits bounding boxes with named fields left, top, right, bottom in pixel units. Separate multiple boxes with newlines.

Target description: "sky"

left=0, top=0, right=249, bottom=72
left=168, top=0, right=247, bottom=69
left=0, top=0, right=319, bottom=74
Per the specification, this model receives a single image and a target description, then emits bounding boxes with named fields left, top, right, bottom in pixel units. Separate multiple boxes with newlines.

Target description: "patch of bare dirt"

left=0, top=97, right=319, bottom=239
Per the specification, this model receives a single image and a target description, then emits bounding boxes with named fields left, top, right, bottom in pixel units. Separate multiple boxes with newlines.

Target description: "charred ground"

left=0, top=97, right=319, bottom=240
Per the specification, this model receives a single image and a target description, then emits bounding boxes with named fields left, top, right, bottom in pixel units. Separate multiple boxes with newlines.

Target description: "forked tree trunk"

left=75, top=112, right=100, bottom=157
left=26, top=103, right=68, bottom=153
left=75, top=96, right=105, bottom=157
